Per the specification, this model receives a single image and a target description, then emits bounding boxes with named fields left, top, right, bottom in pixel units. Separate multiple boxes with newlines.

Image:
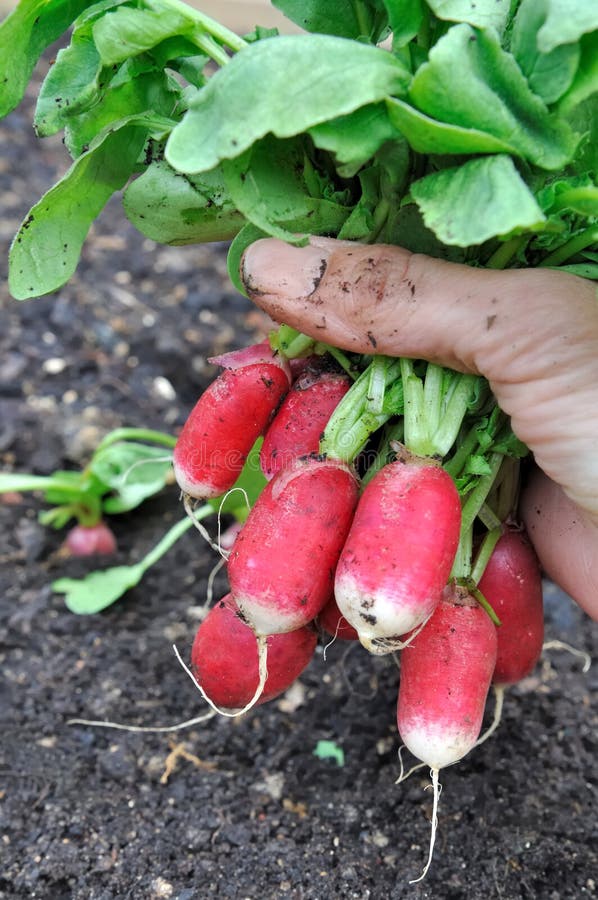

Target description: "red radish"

left=228, top=455, right=360, bottom=635
left=317, top=594, right=359, bottom=641
left=477, top=527, right=544, bottom=686
left=260, top=362, right=351, bottom=479
left=173, top=341, right=291, bottom=498
left=191, top=595, right=317, bottom=710
left=63, top=521, right=117, bottom=556
left=334, top=455, right=461, bottom=654
left=397, top=584, right=497, bottom=881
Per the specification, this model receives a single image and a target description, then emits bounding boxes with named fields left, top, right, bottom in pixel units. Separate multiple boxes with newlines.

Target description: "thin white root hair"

left=395, top=744, right=426, bottom=784
left=204, top=556, right=227, bottom=609
left=67, top=710, right=215, bottom=733
left=369, top=614, right=432, bottom=655
left=183, top=494, right=229, bottom=559
left=216, top=487, right=250, bottom=545
left=475, top=684, right=505, bottom=748
left=172, top=637, right=269, bottom=718
left=542, top=639, right=591, bottom=673
left=409, top=767, right=442, bottom=884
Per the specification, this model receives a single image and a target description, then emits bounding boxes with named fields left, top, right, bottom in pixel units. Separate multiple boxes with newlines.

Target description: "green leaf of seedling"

left=0, top=0, right=91, bottom=117
left=165, top=34, right=411, bottom=174
left=222, top=135, right=352, bottom=243
left=410, top=155, right=546, bottom=247
left=555, top=263, right=598, bottom=279
left=89, top=441, right=173, bottom=514
left=8, top=114, right=171, bottom=300
left=408, top=23, right=579, bottom=170
left=124, top=159, right=245, bottom=245
left=313, top=740, right=345, bottom=766
left=54, top=563, right=148, bottom=614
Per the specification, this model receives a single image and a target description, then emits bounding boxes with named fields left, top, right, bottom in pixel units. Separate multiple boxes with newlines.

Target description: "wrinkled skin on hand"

left=241, top=236, right=598, bottom=620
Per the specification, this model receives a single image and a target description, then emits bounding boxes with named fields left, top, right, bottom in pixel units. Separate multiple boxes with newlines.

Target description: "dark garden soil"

left=1, top=57, right=597, bottom=900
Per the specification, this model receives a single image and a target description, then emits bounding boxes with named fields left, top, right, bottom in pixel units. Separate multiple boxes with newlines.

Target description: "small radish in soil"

left=63, top=521, right=117, bottom=557
left=397, top=583, right=497, bottom=881
left=317, top=594, right=359, bottom=642
left=260, top=361, right=351, bottom=479
left=173, top=340, right=291, bottom=499
left=228, top=455, right=360, bottom=635
left=334, top=454, right=461, bottom=654
left=190, top=594, right=317, bottom=711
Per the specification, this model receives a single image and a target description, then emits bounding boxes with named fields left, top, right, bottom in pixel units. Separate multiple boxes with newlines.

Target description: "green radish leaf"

left=381, top=0, right=424, bottom=47
left=511, top=0, right=580, bottom=105
left=427, top=0, right=511, bottom=32
left=0, top=473, right=77, bottom=493
left=535, top=0, right=598, bottom=53
left=272, top=0, right=384, bottom=41
left=309, top=104, right=401, bottom=177
left=386, top=97, right=514, bottom=156
left=410, top=155, right=546, bottom=247
left=0, top=0, right=91, bottom=117
left=53, top=564, right=147, bottom=614
left=91, top=0, right=196, bottom=66
left=89, top=442, right=173, bottom=514
left=8, top=115, right=170, bottom=300
left=222, top=135, right=352, bottom=243
left=64, top=70, right=179, bottom=158
left=34, top=32, right=103, bottom=137
left=408, top=23, right=579, bottom=170
left=558, top=32, right=598, bottom=114
left=165, top=34, right=411, bottom=174
left=554, top=263, right=598, bottom=279
left=226, top=223, right=268, bottom=297
left=123, top=159, right=245, bottom=245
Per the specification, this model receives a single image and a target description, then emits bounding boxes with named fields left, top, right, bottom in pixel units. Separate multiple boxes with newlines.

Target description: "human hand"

left=241, top=237, right=598, bottom=621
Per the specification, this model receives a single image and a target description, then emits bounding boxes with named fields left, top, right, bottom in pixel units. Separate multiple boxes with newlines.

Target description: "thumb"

left=241, top=237, right=598, bottom=521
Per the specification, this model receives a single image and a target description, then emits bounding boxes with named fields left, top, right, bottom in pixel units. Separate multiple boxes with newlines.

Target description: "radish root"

left=395, top=744, right=425, bottom=784
left=542, top=639, right=591, bottom=673
left=183, top=494, right=229, bottom=558
left=366, top=614, right=432, bottom=655
left=475, top=684, right=505, bottom=747
left=410, top=767, right=442, bottom=884
left=173, top=636, right=269, bottom=718
left=67, top=710, right=215, bottom=733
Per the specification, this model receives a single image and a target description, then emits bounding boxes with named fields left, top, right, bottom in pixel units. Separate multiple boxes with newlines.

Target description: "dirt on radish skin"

left=335, top=457, right=461, bottom=654
left=477, top=527, right=544, bottom=686
left=190, top=594, right=317, bottom=710
left=228, top=455, right=360, bottom=635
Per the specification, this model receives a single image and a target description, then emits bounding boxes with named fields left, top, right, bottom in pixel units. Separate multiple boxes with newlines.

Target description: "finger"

left=521, top=469, right=598, bottom=621
left=241, top=237, right=598, bottom=522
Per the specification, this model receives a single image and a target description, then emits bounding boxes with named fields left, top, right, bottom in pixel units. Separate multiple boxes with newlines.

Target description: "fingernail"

left=241, top=238, right=329, bottom=299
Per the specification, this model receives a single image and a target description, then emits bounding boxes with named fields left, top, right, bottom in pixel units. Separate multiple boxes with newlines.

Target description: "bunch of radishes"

left=173, top=334, right=544, bottom=878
